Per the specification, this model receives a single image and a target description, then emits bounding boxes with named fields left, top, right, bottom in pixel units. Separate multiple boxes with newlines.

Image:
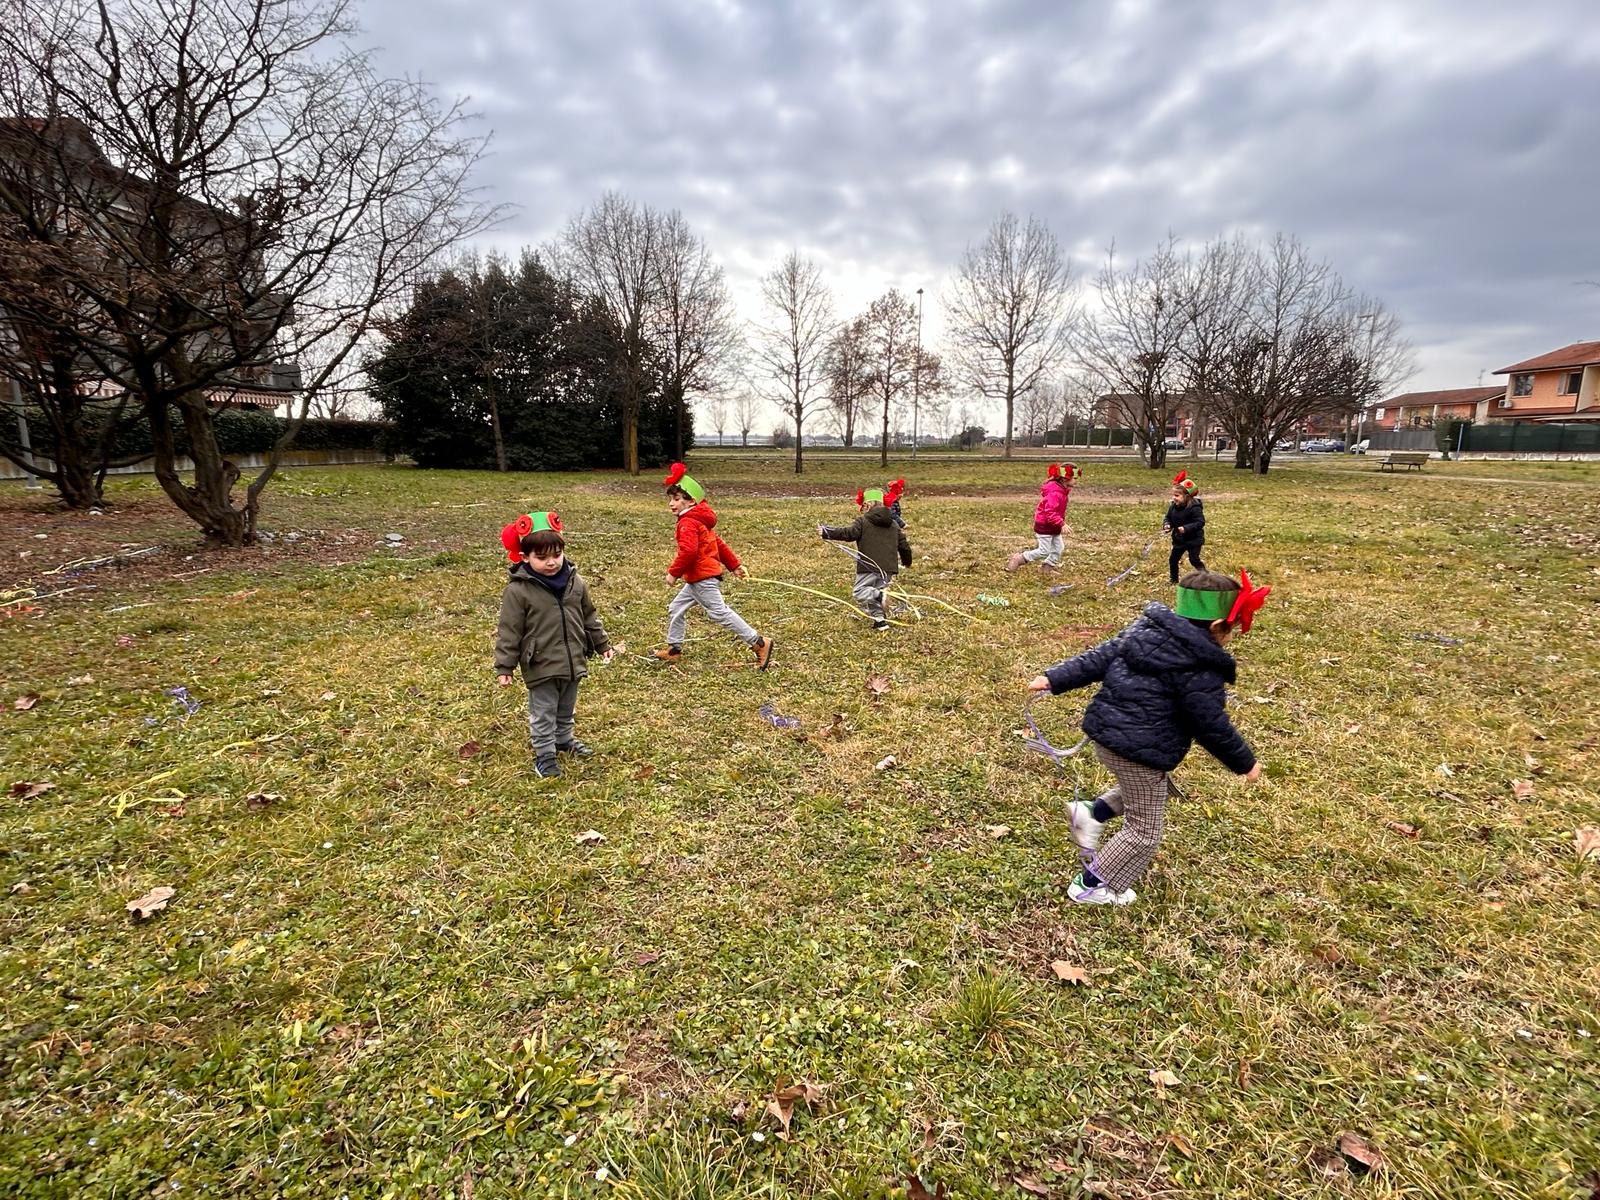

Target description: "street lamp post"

left=912, top=287, right=923, bottom=460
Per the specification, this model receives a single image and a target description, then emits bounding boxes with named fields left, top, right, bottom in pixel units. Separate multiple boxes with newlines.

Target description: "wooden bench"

left=1377, top=451, right=1429, bottom=472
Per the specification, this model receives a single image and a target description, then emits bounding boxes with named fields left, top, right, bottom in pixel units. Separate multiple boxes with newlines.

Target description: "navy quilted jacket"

left=1044, top=603, right=1255, bottom=774
left=1164, top=496, right=1205, bottom=546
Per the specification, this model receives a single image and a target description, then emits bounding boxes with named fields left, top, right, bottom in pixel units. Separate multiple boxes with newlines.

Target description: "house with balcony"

left=1484, top=341, right=1600, bottom=423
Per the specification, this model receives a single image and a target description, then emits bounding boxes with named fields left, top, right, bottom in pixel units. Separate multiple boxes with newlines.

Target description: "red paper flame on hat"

left=1172, top=468, right=1197, bottom=494
left=662, top=462, right=688, bottom=489
left=855, top=488, right=865, bottom=509
left=1226, top=569, right=1271, bottom=633
left=499, top=511, right=562, bottom=562
left=886, top=478, right=906, bottom=504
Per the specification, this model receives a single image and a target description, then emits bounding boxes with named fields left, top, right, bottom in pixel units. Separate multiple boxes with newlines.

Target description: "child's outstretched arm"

left=818, top=516, right=864, bottom=542
left=1037, top=633, right=1124, bottom=694
left=715, top=536, right=745, bottom=577
left=1178, top=673, right=1256, bottom=775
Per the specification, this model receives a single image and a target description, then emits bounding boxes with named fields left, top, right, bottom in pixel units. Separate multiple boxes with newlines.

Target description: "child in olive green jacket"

left=494, top=511, right=612, bottom=779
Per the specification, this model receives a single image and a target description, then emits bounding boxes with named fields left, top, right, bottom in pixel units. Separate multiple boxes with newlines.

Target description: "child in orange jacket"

left=651, top=463, right=775, bottom=670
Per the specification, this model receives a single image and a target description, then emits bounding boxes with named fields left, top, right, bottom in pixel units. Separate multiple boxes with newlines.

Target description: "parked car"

left=1349, top=439, right=1370, bottom=455
left=1303, top=438, right=1345, bottom=453
left=1163, top=437, right=1185, bottom=450
left=1273, top=439, right=1297, bottom=452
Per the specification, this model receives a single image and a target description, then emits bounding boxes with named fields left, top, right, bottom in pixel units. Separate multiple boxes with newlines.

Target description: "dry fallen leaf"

left=634, top=764, right=655, bottom=782
left=126, top=885, right=176, bottom=922
left=1511, top=779, right=1534, bottom=800
left=10, top=781, right=56, bottom=800
left=1523, top=751, right=1541, bottom=773
left=874, top=754, right=897, bottom=772
left=1435, top=762, right=1455, bottom=778
left=1335, top=1131, right=1386, bottom=1175
left=115, top=635, right=135, bottom=648
left=66, top=674, right=94, bottom=686
left=1014, top=1177, right=1051, bottom=1197
left=985, top=824, right=1012, bottom=839
left=574, top=829, right=606, bottom=846
left=818, top=713, right=849, bottom=740
left=1148, top=1068, right=1181, bottom=1091
left=1574, top=826, right=1600, bottom=862
left=1345, top=723, right=1361, bottom=735
left=764, top=1080, right=827, bottom=1142
left=1162, top=1130, right=1197, bottom=1159
left=905, top=1175, right=949, bottom=1200
left=866, top=673, right=892, bottom=697
left=1050, top=961, right=1090, bottom=986
left=457, top=741, right=480, bottom=759
left=1387, top=820, right=1420, bottom=839
left=10, top=881, right=33, bottom=896
left=245, top=791, right=282, bottom=811
left=634, top=950, right=661, bottom=967
left=1307, top=1145, right=1347, bottom=1179
left=13, top=693, right=40, bottom=711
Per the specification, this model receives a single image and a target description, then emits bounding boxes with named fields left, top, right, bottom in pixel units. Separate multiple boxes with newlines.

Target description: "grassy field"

left=2, top=453, right=1597, bottom=1199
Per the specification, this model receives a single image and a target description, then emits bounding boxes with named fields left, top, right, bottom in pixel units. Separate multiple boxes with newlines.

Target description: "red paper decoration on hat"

left=662, top=462, right=688, bottom=488
left=1226, top=569, right=1271, bottom=633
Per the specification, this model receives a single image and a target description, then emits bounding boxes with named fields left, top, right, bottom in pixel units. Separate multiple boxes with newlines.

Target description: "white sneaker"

left=1069, top=801, right=1106, bottom=853
left=1068, top=874, right=1136, bottom=906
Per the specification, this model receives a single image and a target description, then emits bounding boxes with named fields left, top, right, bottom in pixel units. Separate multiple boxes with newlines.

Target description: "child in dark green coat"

left=494, top=512, right=612, bottom=779
left=819, top=486, right=913, bottom=631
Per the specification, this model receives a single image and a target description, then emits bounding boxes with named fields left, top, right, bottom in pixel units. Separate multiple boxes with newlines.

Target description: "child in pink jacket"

left=1007, top=462, right=1075, bottom=572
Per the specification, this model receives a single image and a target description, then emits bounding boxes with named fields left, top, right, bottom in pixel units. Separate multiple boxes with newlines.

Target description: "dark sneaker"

left=651, top=645, right=682, bottom=663
left=557, top=740, right=593, bottom=757
left=533, top=754, right=562, bottom=779
left=873, top=620, right=889, bottom=632
left=753, top=636, right=775, bottom=671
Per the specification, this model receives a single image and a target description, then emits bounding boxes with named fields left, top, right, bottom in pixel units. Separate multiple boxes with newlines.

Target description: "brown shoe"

left=651, top=645, right=682, bottom=663
left=1006, top=552, right=1026, bottom=572
left=752, top=636, right=775, bottom=671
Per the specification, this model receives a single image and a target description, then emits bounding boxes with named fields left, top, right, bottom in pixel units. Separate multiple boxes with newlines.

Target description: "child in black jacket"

left=1165, top=470, right=1206, bottom=582
left=1027, top=569, right=1269, bottom=905
left=819, top=486, right=913, bottom=631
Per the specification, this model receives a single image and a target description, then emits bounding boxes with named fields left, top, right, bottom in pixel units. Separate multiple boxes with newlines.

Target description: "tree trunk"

left=486, top=381, right=508, bottom=472
left=793, top=413, right=804, bottom=474
left=880, top=385, right=891, bottom=468
left=144, top=395, right=256, bottom=546
left=53, top=450, right=101, bottom=509
left=1188, top=397, right=1206, bottom=459
left=670, top=382, right=686, bottom=460
left=622, top=378, right=640, bottom=475
left=843, top=395, right=854, bottom=448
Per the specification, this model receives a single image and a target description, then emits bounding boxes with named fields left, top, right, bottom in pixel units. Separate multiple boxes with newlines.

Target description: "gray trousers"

left=526, top=678, right=581, bottom=754
left=1022, top=533, right=1064, bottom=565
left=852, top=569, right=887, bottom=619
left=666, top=578, right=759, bottom=646
left=1087, top=741, right=1178, bottom=891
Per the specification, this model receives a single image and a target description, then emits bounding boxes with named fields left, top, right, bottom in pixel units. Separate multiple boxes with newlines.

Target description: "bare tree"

left=706, top=395, right=729, bottom=445
left=653, top=210, right=736, bottom=460
left=749, top=250, right=833, bottom=473
left=860, top=289, right=919, bottom=468
left=1074, top=239, right=1189, bottom=469
left=822, top=315, right=871, bottom=448
left=1209, top=236, right=1411, bottom=474
left=556, top=192, right=662, bottom=476
left=1175, top=236, right=1250, bottom=459
left=945, top=211, right=1076, bottom=458
left=733, top=390, right=761, bottom=448
left=0, top=0, right=495, bottom=542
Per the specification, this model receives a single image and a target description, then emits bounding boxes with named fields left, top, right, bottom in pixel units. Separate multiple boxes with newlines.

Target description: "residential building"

left=1368, top=387, right=1502, bottom=430
left=1485, top=341, right=1600, bottom=422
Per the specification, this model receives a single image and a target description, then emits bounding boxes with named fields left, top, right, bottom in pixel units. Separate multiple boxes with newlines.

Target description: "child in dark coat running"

left=818, top=486, right=914, bottom=631
left=1165, top=470, right=1206, bottom=582
left=1027, top=569, right=1270, bottom=905
left=1007, top=462, right=1074, bottom=572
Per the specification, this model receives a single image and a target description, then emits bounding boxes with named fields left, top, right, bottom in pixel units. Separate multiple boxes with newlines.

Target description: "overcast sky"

left=368, top=0, right=1600, bottom=423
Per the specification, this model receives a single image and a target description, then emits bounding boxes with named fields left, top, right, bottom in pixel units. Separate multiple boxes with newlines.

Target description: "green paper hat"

left=662, top=462, right=704, bottom=502
left=857, top=486, right=885, bottom=508
left=500, top=510, right=563, bottom=561
left=1173, top=583, right=1234, bottom=622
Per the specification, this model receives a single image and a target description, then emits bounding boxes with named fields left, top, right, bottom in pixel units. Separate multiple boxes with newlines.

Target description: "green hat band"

left=528, top=511, right=556, bottom=534
left=864, top=488, right=884, bottom=505
left=1174, top=585, right=1235, bottom=622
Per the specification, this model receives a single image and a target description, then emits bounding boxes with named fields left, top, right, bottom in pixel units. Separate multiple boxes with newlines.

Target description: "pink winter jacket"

left=1033, top=478, right=1070, bottom=534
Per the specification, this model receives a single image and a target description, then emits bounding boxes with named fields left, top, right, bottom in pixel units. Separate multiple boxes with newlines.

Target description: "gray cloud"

left=367, top=0, right=1600, bottom=407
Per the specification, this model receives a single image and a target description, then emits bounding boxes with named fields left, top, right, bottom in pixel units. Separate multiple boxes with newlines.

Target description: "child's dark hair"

left=520, top=528, right=565, bottom=556
left=665, top=485, right=692, bottom=501
left=1179, top=569, right=1239, bottom=630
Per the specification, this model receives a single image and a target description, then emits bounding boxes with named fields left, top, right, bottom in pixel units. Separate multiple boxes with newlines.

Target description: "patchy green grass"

left=2, top=454, right=1598, bottom=1199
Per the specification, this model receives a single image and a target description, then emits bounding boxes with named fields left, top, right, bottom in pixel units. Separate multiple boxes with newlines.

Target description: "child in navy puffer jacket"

left=1027, top=569, right=1270, bottom=905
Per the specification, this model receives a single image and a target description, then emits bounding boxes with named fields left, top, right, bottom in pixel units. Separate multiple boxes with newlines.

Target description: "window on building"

left=1512, top=373, right=1534, bottom=396
left=1561, top=371, right=1583, bottom=395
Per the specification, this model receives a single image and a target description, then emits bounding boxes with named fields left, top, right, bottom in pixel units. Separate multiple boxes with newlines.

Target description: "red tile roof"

left=1383, top=387, right=1503, bottom=407
left=1494, top=341, right=1600, bottom=374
